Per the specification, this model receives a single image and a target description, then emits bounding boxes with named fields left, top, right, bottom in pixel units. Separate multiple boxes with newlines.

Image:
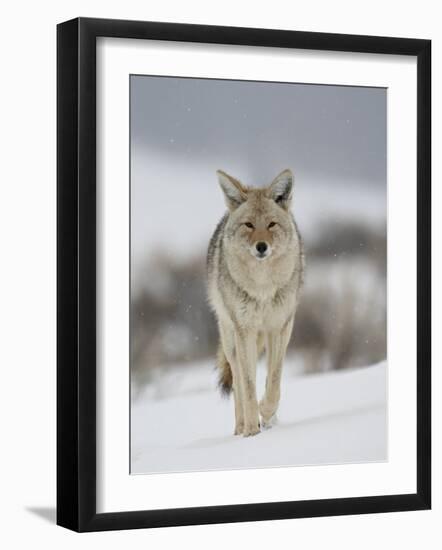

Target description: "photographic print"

left=57, top=18, right=430, bottom=531
left=130, top=75, right=387, bottom=474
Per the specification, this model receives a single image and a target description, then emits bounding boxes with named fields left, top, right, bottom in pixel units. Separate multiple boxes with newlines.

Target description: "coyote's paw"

left=234, top=422, right=244, bottom=436
left=259, top=399, right=279, bottom=428
left=243, top=422, right=260, bottom=437
left=261, top=413, right=278, bottom=430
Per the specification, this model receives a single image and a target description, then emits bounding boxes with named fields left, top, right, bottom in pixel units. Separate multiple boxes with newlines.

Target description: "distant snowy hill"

left=131, top=360, right=387, bottom=474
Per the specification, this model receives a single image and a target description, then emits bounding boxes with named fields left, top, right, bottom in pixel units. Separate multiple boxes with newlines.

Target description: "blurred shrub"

left=293, top=259, right=386, bottom=373
left=131, top=254, right=218, bottom=387
left=308, top=220, right=387, bottom=274
left=131, top=220, right=386, bottom=387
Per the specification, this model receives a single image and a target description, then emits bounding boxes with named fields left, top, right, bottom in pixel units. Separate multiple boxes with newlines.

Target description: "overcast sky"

left=131, top=75, right=386, bottom=186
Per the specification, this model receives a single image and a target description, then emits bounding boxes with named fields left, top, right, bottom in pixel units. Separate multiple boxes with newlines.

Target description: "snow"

left=131, top=359, right=387, bottom=474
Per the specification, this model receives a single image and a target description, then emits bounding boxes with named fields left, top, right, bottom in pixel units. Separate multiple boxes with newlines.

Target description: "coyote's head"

left=217, top=169, right=295, bottom=262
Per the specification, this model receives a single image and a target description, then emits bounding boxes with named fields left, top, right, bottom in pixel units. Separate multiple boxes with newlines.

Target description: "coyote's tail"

left=216, top=344, right=232, bottom=397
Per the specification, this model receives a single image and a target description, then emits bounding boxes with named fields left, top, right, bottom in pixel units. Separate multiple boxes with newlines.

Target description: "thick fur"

left=217, top=344, right=233, bottom=396
left=207, top=169, right=304, bottom=436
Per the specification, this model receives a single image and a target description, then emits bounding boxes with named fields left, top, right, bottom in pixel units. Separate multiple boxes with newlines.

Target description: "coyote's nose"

left=256, top=242, right=268, bottom=254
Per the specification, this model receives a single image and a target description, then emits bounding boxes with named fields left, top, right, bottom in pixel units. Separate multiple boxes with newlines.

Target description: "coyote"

left=207, top=169, right=304, bottom=437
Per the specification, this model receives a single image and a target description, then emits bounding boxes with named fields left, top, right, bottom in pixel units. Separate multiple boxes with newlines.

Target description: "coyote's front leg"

left=260, top=317, right=294, bottom=427
left=235, top=330, right=260, bottom=437
left=219, top=323, right=244, bottom=435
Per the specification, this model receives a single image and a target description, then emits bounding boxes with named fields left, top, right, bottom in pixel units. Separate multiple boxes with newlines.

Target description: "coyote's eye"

left=244, top=222, right=254, bottom=229
left=268, top=222, right=276, bottom=229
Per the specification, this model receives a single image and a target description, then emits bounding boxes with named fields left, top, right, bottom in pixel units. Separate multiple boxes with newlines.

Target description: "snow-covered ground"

left=131, top=359, right=387, bottom=474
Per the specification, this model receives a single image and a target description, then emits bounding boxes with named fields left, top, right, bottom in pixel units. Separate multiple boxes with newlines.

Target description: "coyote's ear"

left=217, top=170, right=247, bottom=211
left=268, top=169, right=293, bottom=209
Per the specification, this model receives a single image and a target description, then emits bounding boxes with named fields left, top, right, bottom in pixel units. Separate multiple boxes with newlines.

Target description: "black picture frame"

left=57, top=17, right=431, bottom=532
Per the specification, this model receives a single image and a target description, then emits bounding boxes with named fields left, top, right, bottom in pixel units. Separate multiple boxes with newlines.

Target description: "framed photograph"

left=57, top=17, right=431, bottom=532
